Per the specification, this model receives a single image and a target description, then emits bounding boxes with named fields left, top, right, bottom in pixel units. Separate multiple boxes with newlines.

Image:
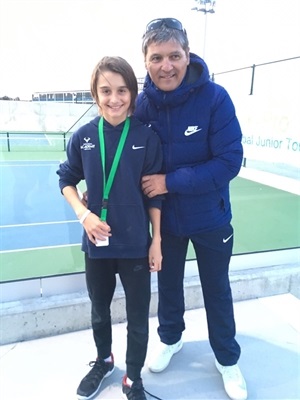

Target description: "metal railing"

left=1, top=56, right=299, bottom=154
left=211, top=56, right=300, bottom=95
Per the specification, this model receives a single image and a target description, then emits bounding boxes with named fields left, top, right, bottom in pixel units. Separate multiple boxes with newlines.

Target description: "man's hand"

left=141, top=174, right=168, bottom=198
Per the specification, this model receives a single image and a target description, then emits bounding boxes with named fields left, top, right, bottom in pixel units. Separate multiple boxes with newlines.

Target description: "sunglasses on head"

left=145, top=18, right=187, bottom=35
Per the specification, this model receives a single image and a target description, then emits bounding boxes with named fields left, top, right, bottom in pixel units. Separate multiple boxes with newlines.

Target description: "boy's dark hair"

left=90, top=56, right=138, bottom=114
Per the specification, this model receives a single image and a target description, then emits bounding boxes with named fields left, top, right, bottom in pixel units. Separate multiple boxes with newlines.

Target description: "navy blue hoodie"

left=135, top=53, right=243, bottom=235
left=57, top=116, right=163, bottom=259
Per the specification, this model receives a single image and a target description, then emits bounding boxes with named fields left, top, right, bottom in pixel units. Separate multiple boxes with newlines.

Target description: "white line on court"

left=0, top=163, right=59, bottom=167
left=0, top=243, right=81, bottom=254
left=0, top=159, right=60, bottom=163
left=0, top=220, right=78, bottom=228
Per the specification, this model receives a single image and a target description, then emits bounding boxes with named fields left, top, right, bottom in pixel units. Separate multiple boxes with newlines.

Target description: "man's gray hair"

left=142, top=26, right=189, bottom=56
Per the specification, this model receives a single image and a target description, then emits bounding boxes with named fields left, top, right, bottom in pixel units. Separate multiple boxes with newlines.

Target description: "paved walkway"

left=0, top=293, right=299, bottom=400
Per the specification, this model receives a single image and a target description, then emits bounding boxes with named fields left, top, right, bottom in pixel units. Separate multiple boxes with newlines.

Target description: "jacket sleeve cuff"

left=165, top=172, right=176, bottom=193
left=147, top=196, right=163, bottom=210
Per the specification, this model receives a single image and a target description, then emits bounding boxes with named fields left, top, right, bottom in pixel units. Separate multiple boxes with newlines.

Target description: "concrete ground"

left=0, top=293, right=299, bottom=400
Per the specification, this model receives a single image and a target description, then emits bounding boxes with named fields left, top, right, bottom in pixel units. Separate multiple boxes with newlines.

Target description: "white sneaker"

left=215, top=359, right=247, bottom=400
left=148, top=339, right=183, bottom=373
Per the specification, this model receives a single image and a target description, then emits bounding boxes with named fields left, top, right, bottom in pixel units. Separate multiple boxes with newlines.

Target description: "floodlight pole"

left=191, top=0, right=216, bottom=59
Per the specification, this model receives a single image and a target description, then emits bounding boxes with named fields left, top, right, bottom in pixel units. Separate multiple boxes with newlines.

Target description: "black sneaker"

left=77, top=354, right=114, bottom=399
left=122, top=375, right=147, bottom=400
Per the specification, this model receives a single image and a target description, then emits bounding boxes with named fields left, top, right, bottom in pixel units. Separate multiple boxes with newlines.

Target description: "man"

left=136, top=18, right=247, bottom=400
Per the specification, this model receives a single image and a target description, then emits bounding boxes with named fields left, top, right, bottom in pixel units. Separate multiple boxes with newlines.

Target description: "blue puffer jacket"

left=135, top=53, right=243, bottom=236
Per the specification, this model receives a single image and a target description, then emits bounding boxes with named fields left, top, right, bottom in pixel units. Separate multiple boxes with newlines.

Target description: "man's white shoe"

left=215, top=359, right=247, bottom=400
left=148, top=339, right=183, bottom=373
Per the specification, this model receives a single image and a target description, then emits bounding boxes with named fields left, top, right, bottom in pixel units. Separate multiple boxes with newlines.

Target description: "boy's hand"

left=81, top=211, right=111, bottom=245
left=148, top=241, right=162, bottom=272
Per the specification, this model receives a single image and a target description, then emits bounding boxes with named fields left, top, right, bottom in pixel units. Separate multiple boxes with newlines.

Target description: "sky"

left=0, top=0, right=299, bottom=99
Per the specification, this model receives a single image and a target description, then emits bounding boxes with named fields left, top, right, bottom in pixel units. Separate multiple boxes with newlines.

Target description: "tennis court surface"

left=0, top=158, right=299, bottom=282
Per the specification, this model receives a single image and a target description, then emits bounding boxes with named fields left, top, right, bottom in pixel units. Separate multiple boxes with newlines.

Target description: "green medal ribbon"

left=98, top=117, right=130, bottom=221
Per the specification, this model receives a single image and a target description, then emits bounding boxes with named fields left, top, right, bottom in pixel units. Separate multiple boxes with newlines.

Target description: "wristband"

left=79, top=209, right=91, bottom=224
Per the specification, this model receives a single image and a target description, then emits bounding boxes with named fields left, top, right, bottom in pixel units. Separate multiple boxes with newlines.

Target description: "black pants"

left=85, top=254, right=151, bottom=381
left=158, top=224, right=241, bottom=366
